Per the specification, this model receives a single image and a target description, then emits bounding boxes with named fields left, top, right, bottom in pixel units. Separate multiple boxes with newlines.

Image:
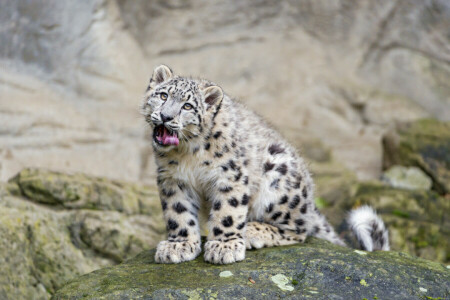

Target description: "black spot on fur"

left=270, top=178, right=280, bottom=189
left=161, top=200, right=167, bottom=210
left=162, top=188, right=176, bottom=198
left=237, top=222, right=246, bottom=230
left=167, top=219, right=179, bottom=230
left=224, top=232, right=235, bottom=237
left=289, top=195, right=301, bottom=209
left=173, top=202, right=187, bottom=214
left=293, top=176, right=302, bottom=189
left=219, top=186, right=233, bottom=193
left=302, top=187, right=308, bottom=198
left=193, top=147, right=199, bottom=154
left=178, top=228, right=188, bottom=237
left=228, top=160, right=237, bottom=170
left=213, top=201, right=221, bottom=210
left=168, top=160, right=178, bottom=165
left=243, top=176, right=249, bottom=185
left=188, top=219, right=196, bottom=226
left=221, top=165, right=228, bottom=172
left=284, top=212, right=291, bottom=220
left=300, top=203, right=308, bottom=214
left=228, top=197, right=239, bottom=207
left=214, top=152, right=223, bottom=158
left=266, top=203, right=274, bottom=213
left=243, top=159, right=249, bottom=166
left=279, top=195, right=289, bottom=205
left=264, top=161, right=275, bottom=172
left=222, top=216, right=233, bottom=227
left=314, top=226, right=320, bottom=234
left=234, top=171, right=242, bottom=181
left=213, top=227, right=223, bottom=236
left=268, top=144, right=285, bottom=155
left=231, top=141, right=236, bottom=148
left=241, top=194, right=249, bottom=205
left=203, top=161, right=211, bottom=166
left=204, top=143, right=211, bottom=150
left=276, top=163, right=288, bottom=175
left=213, top=131, right=222, bottom=139
left=271, top=211, right=282, bottom=221
left=295, top=219, right=305, bottom=226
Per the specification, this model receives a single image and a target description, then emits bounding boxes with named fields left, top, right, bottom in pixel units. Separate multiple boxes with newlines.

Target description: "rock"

left=382, top=165, right=432, bottom=190
left=342, top=183, right=449, bottom=263
left=52, top=239, right=449, bottom=300
left=9, top=168, right=161, bottom=215
left=383, top=119, right=450, bottom=194
left=0, top=168, right=164, bottom=299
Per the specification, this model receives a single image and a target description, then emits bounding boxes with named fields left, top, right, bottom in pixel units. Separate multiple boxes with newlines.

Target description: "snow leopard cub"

left=141, top=65, right=389, bottom=264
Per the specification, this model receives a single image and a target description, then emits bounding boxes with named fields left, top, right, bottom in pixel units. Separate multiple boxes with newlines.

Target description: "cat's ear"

left=148, top=65, right=173, bottom=90
left=202, top=85, right=223, bottom=110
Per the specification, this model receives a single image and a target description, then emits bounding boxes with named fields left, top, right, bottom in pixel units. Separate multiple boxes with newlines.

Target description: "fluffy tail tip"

left=347, top=205, right=390, bottom=251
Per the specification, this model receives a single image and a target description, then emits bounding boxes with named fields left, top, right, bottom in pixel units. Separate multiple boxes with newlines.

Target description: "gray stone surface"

left=382, top=165, right=432, bottom=190
left=52, top=238, right=450, bottom=300
left=1, top=0, right=449, bottom=183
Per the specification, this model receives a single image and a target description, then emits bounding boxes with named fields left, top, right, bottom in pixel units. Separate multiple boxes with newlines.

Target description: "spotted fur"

left=142, top=65, right=389, bottom=265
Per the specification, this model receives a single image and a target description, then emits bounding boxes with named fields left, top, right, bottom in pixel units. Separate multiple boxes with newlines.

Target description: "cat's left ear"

left=202, top=85, right=223, bottom=110
left=148, top=65, right=173, bottom=90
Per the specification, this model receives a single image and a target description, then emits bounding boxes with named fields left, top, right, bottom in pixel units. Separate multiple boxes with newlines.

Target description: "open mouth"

left=153, top=125, right=179, bottom=146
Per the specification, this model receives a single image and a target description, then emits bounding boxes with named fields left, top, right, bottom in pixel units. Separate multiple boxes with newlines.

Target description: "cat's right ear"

left=148, top=65, right=173, bottom=90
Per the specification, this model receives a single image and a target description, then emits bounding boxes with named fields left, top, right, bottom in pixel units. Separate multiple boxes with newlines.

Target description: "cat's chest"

left=166, top=156, right=217, bottom=195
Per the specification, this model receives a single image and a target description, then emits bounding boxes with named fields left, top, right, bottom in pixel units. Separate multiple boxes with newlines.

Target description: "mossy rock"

left=52, top=239, right=449, bottom=300
left=9, top=168, right=161, bottom=215
left=344, top=183, right=450, bottom=263
left=1, top=169, right=165, bottom=299
left=382, top=119, right=450, bottom=194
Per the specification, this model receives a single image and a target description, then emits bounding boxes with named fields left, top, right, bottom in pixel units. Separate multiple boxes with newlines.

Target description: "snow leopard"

left=141, top=65, right=389, bottom=264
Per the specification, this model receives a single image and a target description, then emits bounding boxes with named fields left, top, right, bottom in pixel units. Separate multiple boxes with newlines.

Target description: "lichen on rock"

left=52, top=238, right=450, bottom=300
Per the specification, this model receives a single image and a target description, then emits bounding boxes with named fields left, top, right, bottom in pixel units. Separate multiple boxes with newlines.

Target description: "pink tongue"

left=162, top=127, right=179, bottom=146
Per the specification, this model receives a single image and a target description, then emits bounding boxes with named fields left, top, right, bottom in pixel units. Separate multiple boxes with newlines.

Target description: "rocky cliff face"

left=1, top=0, right=449, bottom=183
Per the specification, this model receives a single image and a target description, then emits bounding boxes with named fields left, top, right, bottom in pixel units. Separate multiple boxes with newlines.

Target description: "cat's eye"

left=160, top=93, right=168, bottom=101
left=183, top=103, right=193, bottom=110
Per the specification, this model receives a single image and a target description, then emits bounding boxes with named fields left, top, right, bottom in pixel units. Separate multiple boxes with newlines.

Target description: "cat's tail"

left=347, top=205, right=390, bottom=251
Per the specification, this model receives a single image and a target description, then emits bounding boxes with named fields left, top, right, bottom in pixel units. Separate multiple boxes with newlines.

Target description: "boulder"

left=381, top=165, right=432, bottom=190
left=9, top=168, right=161, bottom=214
left=383, top=119, right=450, bottom=194
left=52, top=239, right=450, bottom=300
left=0, top=168, right=164, bottom=299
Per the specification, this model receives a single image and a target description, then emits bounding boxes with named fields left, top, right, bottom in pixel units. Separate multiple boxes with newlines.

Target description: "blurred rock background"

left=0, top=0, right=449, bottom=299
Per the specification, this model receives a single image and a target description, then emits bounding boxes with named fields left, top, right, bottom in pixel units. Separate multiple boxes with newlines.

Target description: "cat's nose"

left=160, top=113, right=173, bottom=123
